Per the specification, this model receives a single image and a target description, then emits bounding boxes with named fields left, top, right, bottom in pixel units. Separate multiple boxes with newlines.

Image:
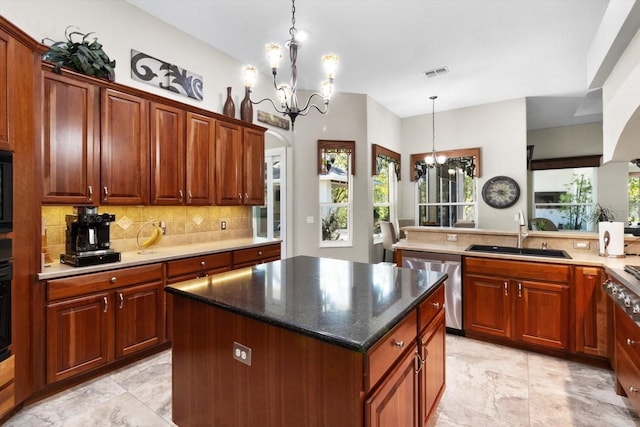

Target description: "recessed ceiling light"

left=424, top=66, right=449, bottom=78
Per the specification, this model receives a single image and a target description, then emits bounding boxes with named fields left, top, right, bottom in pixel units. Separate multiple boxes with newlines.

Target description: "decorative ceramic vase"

left=223, top=87, right=235, bottom=118
left=240, top=87, right=253, bottom=123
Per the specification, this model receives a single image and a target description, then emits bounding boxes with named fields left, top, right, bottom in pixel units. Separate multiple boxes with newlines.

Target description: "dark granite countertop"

left=165, top=255, right=447, bottom=352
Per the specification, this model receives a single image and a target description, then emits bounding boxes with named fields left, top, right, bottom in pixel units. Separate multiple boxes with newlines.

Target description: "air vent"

left=424, top=66, right=449, bottom=78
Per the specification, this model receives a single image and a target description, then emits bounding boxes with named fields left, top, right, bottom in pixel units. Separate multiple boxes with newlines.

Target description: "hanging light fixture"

left=242, top=0, right=339, bottom=129
left=425, top=95, right=446, bottom=166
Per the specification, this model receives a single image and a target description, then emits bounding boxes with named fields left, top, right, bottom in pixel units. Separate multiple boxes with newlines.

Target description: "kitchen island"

left=166, top=255, right=447, bottom=427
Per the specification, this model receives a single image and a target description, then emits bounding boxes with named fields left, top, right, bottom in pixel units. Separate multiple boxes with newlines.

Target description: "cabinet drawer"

left=418, top=285, right=445, bottom=333
left=366, top=310, right=417, bottom=391
left=47, top=264, right=164, bottom=301
left=464, top=257, right=569, bottom=283
left=0, top=382, right=14, bottom=418
left=0, top=355, right=14, bottom=389
left=233, top=244, right=281, bottom=266
left=616, top=343, right=640, bottom=411
left=166, top=252, right=232, bottom=278
left=615, top=304, right=640, bottom=366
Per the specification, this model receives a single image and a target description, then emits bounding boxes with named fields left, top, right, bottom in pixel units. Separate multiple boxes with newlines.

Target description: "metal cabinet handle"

left=431, top=302, right=440, bottom=309
left=628, top=338, right=638, bottom=346
left=245, top=192, right=249, bottom=200
left=103, top=296, right=108, bottom=313
left=103, top=186, right=109, bottom=201
left=110, top=276, right=117, bottom=283
left=179, top=190, right=184, bottom=202
left=414, top=351, right=424, bottom=374
left=200, top=261, right=206, bottom=267
left=631, top=386, right=639, bottom=393
left=238, top=193, right=243, bottom=201
left=88, top=185, right=93, bottom=201
left=118, top=292, right=124, bottom=309
left=518, top=282, right=522, bottom=298
left=392, top=340, right=404, bottom=348
left=188, top=190, right=193, bottom=202
left=504, top=281, right=508, bottom=296
left=258, top=251, right=263, bottom=256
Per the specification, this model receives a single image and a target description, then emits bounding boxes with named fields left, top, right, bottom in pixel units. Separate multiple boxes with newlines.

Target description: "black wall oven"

left=0, top=151, right=12, bottom=233
left=0, top=238, right=11, bottom=361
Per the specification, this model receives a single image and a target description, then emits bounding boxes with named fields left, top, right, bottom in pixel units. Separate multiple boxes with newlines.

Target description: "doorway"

left=253, top=146, right=287, bottom=255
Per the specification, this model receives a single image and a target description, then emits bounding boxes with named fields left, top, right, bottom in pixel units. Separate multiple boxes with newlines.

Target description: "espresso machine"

left=60, top=206, right=121, bottom=267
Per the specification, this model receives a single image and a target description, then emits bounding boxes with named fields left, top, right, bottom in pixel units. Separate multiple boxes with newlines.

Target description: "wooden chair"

left=380, top=221, right=398, bottom=263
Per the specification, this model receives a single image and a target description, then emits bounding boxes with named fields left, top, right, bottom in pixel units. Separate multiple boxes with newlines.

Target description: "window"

left=372, top=144, right=400, bottom=239
left=411, top=148, right=479, bottom=228
left=532, top=167, right=596, bottom=231
left=318, top=140, right=355, bottom=246
left=630, top=164, right=640, bottom=225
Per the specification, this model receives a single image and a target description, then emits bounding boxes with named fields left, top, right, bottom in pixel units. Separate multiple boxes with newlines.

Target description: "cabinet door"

left=464, top=274, right=511, bottom=339
left=185, top=112, right=215, bottom=205
left=365, top=347, right=418, bottom=427
left=0, top=29, right=8, bottom=149
left=515, top=280, right=569, bottom=350
left=46, top=292, right=113, bottom=383
left=101, top=89, right=149, bottom=204
left=242, top=127, right=265, bottom=205
left=575, top=267, right=609, bottom=357
left=419, top=310, right=446, bottom=426
left=150, top=102, right=185, bottom=204
left=215, top=121, right=243, bottom=205
left=115, top=281, right=165, bottom=358
left=42, top=71, right=99, bottom=204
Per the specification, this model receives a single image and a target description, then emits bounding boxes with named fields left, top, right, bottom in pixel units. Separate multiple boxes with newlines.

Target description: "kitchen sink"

left=464, top=244, right=572, bottom=259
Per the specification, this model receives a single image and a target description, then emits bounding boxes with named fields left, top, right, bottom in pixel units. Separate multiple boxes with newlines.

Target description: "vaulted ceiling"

left=127, top=0, right=611, bottom=129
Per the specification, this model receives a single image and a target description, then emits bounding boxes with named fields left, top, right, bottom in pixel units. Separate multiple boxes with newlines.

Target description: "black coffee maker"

left=60, top=206, right=121, bottom=267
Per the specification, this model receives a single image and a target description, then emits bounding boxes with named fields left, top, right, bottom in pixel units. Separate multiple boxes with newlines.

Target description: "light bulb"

left=266, top=43, right=283, bottom=70
left=321, top=80, right=333, bottom=100
left=322, top=54, right=339, bottom=80
left=436, top=154, right=447, bottom=164
left=278, top=84, right=291, bottom=107
left=425, top=155, right=435, bottom=165
left=243, top=66, right=257, bottom=88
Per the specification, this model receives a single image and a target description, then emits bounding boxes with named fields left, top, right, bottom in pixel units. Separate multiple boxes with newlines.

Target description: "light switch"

left=306, top=216, right=314, bottom=224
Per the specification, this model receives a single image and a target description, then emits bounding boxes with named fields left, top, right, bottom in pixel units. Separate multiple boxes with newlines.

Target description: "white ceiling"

left=127, top=0, right=611, bottom=129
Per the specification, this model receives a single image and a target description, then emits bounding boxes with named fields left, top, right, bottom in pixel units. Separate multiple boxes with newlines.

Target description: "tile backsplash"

left=42, top=205, right=253, bottom=258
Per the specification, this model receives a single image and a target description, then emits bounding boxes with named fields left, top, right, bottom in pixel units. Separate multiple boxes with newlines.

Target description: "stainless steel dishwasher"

left=402, top=250, right=463, bottom=335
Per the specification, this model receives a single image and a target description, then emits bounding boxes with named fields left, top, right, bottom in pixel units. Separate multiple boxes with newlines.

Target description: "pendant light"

left=425, top=95, right=446, bottom=166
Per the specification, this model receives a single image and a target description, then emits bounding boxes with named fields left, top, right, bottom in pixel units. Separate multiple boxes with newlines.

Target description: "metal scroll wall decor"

left=130, top=49, right=203, bottom=101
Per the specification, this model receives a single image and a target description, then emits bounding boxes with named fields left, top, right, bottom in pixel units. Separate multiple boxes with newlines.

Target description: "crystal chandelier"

left=242, top=0, right=339, bottom=129
left=425, top=95, right=446, bottom=166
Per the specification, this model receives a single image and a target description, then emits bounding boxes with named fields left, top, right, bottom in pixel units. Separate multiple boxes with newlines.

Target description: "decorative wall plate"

left=482, top=175, right=520, bottom=209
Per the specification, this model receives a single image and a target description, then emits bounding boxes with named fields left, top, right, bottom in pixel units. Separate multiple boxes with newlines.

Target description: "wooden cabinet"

left=0, top=355, right=15, bottom=418
left=100, top=89, right=149, bottom=204
left=215, top=121, right=265, bottom=205
left=42, top=70, right=99, bottom=204
left=150, top=102, right=185, bottom=205
left=0, top=29, right=9, bottom=150
left=464, top=257, right=570, bottom=352
left=232, top=243, right=281, bottom=269
left=613, top=303, right=640, bottom=411
left=45, top=264, right=165, bottom=384
left=365, top=283, right=446, bottom=427
left=150, top=104, right=216, bottom=205
left=575, top=266, right=610, bottom=358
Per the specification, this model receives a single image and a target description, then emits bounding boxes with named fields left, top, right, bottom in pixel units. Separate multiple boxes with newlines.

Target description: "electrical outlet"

left=221, top=220, right=227, bottom=230
left=233, top=341, right=252, bottom=366
left=573, top=241, right=590, bottom=250
left=446, top=234, right=458, bottom=242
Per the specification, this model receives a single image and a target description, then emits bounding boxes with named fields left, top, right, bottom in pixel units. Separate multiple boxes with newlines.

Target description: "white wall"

left=527, top=122, right=603, bottom=159
left=400, top=98, right=528, bottom=230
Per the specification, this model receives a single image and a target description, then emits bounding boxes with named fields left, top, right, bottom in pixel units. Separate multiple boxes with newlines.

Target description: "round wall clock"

left=482, top=176, right=520, bottom=209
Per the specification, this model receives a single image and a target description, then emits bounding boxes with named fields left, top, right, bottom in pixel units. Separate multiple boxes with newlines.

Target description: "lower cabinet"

left=464, top=257, right=570, bottom=352
left=45, top=264, right=165, bottom=383
left=232, top=243, right=282, bottom=269
left=365, top=283, right=445, bottom=427
left=575, top=266, right=610, bottom=358
left=613, top=303, right=640, bottom=411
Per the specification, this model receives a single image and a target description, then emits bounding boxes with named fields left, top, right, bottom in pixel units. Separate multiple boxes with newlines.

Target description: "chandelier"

left=425, top=95, right=446, bottom=166
left=242, top=0, right=339, bottom=129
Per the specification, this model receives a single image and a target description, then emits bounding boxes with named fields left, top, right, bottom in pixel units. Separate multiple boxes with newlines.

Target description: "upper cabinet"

left=41, top=65, right=265, bottom=206
left=150, top=104, right=216, bottom=205
left=101, top=89, right=149, bottom=205
left=42, top=71, right=99, bottom=204
left=0, top=29, right=9, bottom=150
left=215, top=122, right=264, bottom=206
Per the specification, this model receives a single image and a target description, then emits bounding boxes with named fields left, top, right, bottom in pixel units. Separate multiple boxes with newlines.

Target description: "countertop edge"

left=38, top=238, right=282, bottom=281
left=166, top=269, right=448, bottom=353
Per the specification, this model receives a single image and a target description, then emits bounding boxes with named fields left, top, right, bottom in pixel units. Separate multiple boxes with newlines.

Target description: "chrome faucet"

left=517, top=209, right=529, bottom=248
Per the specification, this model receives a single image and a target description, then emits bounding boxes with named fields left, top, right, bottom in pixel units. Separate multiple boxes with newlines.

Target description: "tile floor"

left=6, top=335, right=640, bottom=426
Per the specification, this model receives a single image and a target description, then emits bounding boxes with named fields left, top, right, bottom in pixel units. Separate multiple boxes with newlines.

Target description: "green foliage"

left=321, top=211, right=340, bottom=241
left=630, top=176, right=640, bottom=223
left=558, top=173, right=592, bottom=230
left=42, top=26, right=116, bottom=81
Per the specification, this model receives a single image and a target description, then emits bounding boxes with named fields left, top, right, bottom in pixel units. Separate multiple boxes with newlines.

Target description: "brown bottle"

left=240, top=86, right=253, bottom=123
left=223, top=87, right=235, bottom=118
